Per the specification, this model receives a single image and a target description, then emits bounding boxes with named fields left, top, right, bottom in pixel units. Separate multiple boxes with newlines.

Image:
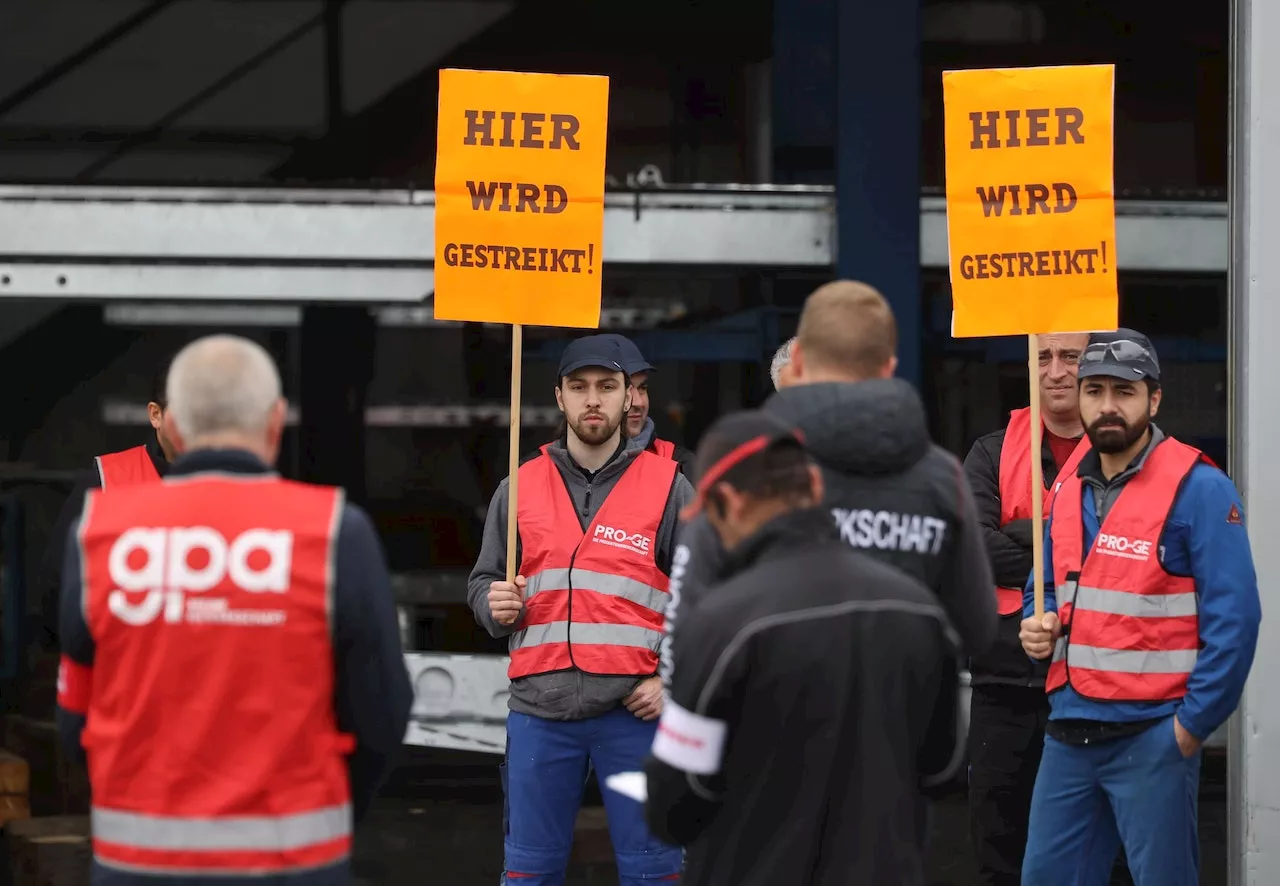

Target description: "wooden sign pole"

left=506, top=323, right=523, bottom=583
left=1028, top=334, right=1047, bottom=620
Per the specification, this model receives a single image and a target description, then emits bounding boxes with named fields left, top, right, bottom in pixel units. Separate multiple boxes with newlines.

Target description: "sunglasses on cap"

left=1080, top=339, right=1153, bottom=365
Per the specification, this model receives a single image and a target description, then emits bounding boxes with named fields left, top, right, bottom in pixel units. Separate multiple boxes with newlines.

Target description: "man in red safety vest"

left=468, top=335, right=694, bottom=885
left=37, top=367, right=175, bottom=652
left=598, top=333, right=696, bottom=476
left=1019, top=329, right=1260, bottom=886
left=960, top=332, right=1090, bottom=885
left=55, top=334, right=412, bottom=885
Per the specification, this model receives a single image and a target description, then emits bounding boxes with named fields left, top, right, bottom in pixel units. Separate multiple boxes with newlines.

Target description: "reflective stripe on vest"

left=650, top=438, right=676, bottom=459
left=79, top=475, right=353, bottom=875
left=1045, top=437, right=1205, bottom=702
left=994, top=407, right=1089, bottom=615
left=94, top=803, right=350, bottom=851
left=510, top=448, right=677, bottom=680
left=95, top=445, right=162, bottom=491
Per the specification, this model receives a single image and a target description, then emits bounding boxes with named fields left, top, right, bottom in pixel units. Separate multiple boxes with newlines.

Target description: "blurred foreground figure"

left=645, top=410, right=960, bottom=886
left=57, top=334, right=412, bottom=886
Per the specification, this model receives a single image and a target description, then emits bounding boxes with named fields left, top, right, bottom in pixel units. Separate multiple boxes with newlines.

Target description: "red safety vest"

left=95, top=445, right=162, bottom=490
left=994, top=408, right=1090, bottom=615
left=510, top=447, right=677, bottom=679
left=649, top=438, right=676, bottom=459
left=1045, top=437, right=1206, bottom=701
left=77, top=474, right=354, bottom=875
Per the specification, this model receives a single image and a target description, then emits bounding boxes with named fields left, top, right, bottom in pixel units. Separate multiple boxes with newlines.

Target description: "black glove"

left=1002, top=517, right=1036, bottom=549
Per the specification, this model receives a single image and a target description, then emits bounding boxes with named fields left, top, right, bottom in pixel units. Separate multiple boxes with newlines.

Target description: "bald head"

left=166, top=335, right=285, bottom=460
left=793, top=280, right=897, bottom=383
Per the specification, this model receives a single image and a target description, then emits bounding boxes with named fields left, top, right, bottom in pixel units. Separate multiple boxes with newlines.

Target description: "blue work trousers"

left=1022, top=715, right=1200, bottom=886
left=500, top=707, right=683, bottom=885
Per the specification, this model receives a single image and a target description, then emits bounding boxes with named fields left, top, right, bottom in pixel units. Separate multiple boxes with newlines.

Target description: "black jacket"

left=663, top=380, right=996, bottom=668
left=645, top=508, right=956, bottom=886
left=35, top=438, right=169, bottom=650
left=962, top=425, right=1073, bottom=686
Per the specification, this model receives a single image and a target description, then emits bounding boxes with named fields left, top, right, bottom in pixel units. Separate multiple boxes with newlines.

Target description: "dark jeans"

left=968, top=684, right=1050, bottom=886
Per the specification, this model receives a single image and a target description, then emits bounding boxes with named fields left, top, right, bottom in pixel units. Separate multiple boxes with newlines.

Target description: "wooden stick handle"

left=1028, top=334, right=1046, bottom=621
left=506, top=324, right=523, bottom=584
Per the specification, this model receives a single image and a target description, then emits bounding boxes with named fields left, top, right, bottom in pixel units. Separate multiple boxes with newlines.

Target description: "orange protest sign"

left=434, top=68, right=610, bottom=328
left=943, top=64, right=1118, bottom=337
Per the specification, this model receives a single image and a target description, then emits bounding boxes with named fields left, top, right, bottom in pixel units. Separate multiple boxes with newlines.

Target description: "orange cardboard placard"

left=434, top=68, right=610, bottom=328
left=943, top=64, right=1119, bottom=337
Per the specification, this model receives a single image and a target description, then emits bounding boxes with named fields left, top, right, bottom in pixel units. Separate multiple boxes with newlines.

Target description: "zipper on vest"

left=564, top=477, right=592, bottom=672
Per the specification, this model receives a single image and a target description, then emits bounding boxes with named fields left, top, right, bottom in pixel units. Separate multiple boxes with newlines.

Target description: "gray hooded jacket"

left=468, top=436, right=694, bottom=721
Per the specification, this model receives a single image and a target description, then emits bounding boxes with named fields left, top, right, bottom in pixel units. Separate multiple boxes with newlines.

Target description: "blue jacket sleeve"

left=1022, top=515, right=1057, bottom=624
left=332, top=502, right=414, bottom=824
left=56, top=517, right=93, bottom=767
left=1172, top=466, right=1262, bottom=742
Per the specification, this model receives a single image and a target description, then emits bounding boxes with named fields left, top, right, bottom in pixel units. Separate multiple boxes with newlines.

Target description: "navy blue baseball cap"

left=597, top=334, right=656, bottom=376
left=1078, top=328, right=1161, bottom=383
left=557, top=335, right=627, bottom=378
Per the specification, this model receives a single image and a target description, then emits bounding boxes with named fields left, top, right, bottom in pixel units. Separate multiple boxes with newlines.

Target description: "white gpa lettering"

left=106, top=527, right=294, bottom=626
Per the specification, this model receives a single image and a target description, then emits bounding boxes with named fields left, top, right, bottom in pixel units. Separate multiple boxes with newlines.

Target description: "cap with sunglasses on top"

left=681, top=411, right=807, bottom=519
left=1078, top=329, right=1161, bottom=383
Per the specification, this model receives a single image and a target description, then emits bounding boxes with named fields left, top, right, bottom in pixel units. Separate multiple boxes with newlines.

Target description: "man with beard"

left=961, top=332, right=1091, bottom=886
left=598, top=333, right=697, bottom=475
left=1019, top=330, right=1261, bottom=886
left=644, top=410, right=960, bottom=886
left=468, top=335, right=693, bottom=886
left=662, top=281, right=996, bottom=704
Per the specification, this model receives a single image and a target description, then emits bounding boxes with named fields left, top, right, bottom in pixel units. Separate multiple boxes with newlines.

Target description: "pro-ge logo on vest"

left=107, top=526, right=293, bottom=626
left=591, top=523, right=653, bottom=555
left=1094, top=533, right=1153, bottom=562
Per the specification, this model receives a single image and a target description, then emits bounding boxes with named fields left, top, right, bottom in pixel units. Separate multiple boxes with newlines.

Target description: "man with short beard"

left=468, top=335, right=693, bottom=886
left=1019, top=329, right=1261, bottom=886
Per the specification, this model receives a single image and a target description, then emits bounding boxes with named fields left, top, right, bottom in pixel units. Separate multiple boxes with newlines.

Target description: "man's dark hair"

left=706, top=439, right=813, bottom=514
left=149, top=364, right=170, bottom=408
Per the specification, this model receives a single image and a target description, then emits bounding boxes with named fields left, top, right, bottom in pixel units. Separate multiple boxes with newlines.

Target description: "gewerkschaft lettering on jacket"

left=832, top=508, right=949, bottom=555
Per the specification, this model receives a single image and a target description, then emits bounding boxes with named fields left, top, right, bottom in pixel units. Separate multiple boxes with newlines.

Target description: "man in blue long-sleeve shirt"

left=1018, top=329, right=1261, bottom=886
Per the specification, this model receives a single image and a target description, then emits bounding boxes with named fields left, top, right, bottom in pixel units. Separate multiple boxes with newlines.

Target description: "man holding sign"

left=961, top=331, right=1090, bottom=885
left=1018, top=330, right=1261, bottom=885
left=467, top=336, right=692, bottom=885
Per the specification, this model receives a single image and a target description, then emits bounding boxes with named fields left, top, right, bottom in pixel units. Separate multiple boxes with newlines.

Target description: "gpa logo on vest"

left=591, top=523, right=653, bottom=556
left=106, top=526, right=294, bottom=626
left=1093, top=533, right=1153, bottom=562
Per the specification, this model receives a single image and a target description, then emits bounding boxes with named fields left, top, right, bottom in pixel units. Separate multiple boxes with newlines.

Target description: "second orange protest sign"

left=943, top=64, right=1118, bottom=337
left=434, top=68, right=610, bottom=328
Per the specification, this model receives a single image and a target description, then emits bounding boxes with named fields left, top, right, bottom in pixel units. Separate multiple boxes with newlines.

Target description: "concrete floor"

left=356, top=749, right=1229, bottom=885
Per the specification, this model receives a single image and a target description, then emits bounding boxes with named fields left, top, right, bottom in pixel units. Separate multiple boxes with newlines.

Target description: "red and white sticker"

left=651, top=698, right=727, bottom=776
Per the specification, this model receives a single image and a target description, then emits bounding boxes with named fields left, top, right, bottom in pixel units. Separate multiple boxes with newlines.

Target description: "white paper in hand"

left=604, top=771, right=648, bottom=803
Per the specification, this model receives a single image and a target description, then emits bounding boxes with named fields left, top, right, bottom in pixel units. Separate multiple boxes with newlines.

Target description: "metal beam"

left=1229, top=0, right=1279, bottom=881
left=0, top=186, right=1228, bottom=305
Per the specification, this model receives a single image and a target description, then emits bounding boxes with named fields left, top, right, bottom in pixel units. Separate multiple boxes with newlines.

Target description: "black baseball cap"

left=682, top=410, right=807, bottom=519
left=557, top=335, right=627, bottom=378
left=598, top=334, right=656, bottom=376
left=1078, top=328, right=1161, bottom=383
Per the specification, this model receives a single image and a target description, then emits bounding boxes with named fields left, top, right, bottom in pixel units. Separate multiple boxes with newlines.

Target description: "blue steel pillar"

left=835, top=0, right=922, bottom=387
